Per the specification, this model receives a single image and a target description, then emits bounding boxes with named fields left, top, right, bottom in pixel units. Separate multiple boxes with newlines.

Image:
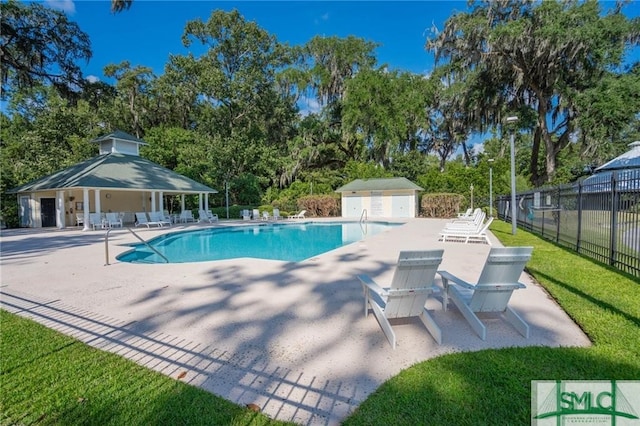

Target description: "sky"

left=45, top=0, right=640, bottom=81
left=34, top=0, right=640, bottom=152
left=48, top=1, right=473, bottom=80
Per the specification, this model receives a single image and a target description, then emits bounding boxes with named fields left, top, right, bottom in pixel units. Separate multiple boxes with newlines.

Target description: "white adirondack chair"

left=437, top=246, right=533, bottom=340
left=357, top=250, right=444, bottom=348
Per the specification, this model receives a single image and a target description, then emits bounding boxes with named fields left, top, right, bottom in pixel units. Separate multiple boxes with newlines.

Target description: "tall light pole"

left=506, top=116, right=518, bottom=234
left=488, top=158, right=494, bottom=217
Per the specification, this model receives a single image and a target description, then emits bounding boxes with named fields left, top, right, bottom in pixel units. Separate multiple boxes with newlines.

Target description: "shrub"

left=421, top=193, right=465, bottom=218
left=297, top=195, right=340, bottom=217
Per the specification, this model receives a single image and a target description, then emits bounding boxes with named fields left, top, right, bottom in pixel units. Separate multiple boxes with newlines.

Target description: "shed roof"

left=8, top=153, right=217, bottom=194
left=335, top=177, right=423, bottom=192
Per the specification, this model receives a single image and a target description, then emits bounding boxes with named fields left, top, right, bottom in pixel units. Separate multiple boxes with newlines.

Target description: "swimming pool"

left=117, top=221, right=402, bottom=263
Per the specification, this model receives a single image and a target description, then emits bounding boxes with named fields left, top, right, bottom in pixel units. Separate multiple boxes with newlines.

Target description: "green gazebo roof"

left=8, top=153, right=217, bottom=194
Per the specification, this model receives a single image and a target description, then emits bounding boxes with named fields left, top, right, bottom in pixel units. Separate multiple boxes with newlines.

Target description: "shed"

left=335, top=177, right=423, bottom=218
left=7, top=131, right=217, bottom=230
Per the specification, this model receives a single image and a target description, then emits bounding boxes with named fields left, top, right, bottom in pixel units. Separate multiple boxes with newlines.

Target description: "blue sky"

left=47, top=1, right=474, bottom=79
left=45, top=0, right=639, bottom=82
left=39, top=0, right=640, bottom=153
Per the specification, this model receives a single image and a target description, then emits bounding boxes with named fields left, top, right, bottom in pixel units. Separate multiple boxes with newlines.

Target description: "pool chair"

left=288, top=210, right=306, bottom=219
left=135, top=212, right=162, bottom=228
left=149, top=211, right=171, bottom=227
left=437, top=246, right=533, bottom=340
left=178, top=210, right=196, bottom=223
left=252, top=209, right=260, bottom=220
left=261, top=211, right=270, bottom=221
left=457, top=208, right=473, bottom=218
left=444, top=210, right=485, bottom=230
left=105, top=212, right=123, bottom=228
left=439, top=217, right=493, bottom=245
left=357, top=249, right=444, bottom=349
left=240, top=209, right=251, bottom=220
left=199, top=209, right=218, bottom=223
left=89, top=213, right=106, bottom=230
left=272, top=208, right=282, bottom=220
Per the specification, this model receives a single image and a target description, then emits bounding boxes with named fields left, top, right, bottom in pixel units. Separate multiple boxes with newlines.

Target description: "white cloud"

left=314, top=12, right=330, bottom=25
left=298, top=95, right=321, bottom=117
left=86, top=75, right=100, bottom=83
left=46, top=0, right=76, bottom=14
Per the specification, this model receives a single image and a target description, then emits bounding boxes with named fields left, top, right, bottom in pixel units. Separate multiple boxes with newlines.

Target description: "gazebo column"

left=94, top=189, right=101, bottom=215
left=181, top=194, right=185, bottom=212
left=151, top=191, right=157, bottom=213
left=204, top=193, right=209, bottom=211
left=199, top=193, right=203, bottom=211
left=83, top=188, right=90, bottom=231
left=158, top=191, right=164, bottom=214
left=56, top=190, right=65, bottom=229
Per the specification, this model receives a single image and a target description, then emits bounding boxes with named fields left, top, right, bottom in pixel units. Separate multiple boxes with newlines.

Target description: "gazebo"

left=582, top=141, right=640, bottom=193
left=7, top=131, right=218, bottom=230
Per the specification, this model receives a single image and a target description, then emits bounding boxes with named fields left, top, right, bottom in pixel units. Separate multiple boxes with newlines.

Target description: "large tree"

left=1, top=0, right=92, bottom=100
left=427, top=0, right=640, bottom=185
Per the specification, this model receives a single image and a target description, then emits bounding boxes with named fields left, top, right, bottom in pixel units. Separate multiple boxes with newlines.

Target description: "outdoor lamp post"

left=506, top=116, right=519, bottom=234
left=488, top=158, right=494, bottom=217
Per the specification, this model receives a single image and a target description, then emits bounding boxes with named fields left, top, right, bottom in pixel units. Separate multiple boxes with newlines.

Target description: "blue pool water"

left=117, top=221, right=402, bottom=263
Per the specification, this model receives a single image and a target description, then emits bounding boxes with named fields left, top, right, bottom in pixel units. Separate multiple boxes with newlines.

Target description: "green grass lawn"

left=2, top=220, right=638, bottom=425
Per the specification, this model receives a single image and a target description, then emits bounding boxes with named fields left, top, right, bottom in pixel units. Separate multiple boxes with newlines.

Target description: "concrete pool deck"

left=0, top=218, right=590, bottom=425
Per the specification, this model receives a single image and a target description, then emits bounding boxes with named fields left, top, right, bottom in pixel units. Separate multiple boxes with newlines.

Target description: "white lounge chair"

left=457, top=208, right=473, bottom=218
left=75, top=213, right=84, bottom=226
left=135, top=212, right=162, bottom=228
left=357, top=250, right=444, bottom=348
left=199, top=209, right=218, bottom=223
left=272, top=208, right=281, bottom=220
left=437, top=246, right=534, bottom=340
left=149, top=211, right=171, bottom=227
left=89, top=213, right=105, bottom=230
left=252, top=209, right=260, bottom=220
left=444, top=210, right=486, bottom=230
left=240, top=209, right=251, bottom=220
left=105, top=212, right=123, bottom=228
left=439, top=217, right=494, bottom=245
left=288, top=210, right=306, bottom=219
left=261, top=211, right=270, bottom=221
left=178, top=210, right=196, bottom=223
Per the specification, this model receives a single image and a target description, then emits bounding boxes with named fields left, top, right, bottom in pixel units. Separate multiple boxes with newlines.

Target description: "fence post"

left=555, top=188, right=561, bottom=243
left=576, top=181, right=583, bottom=252
left=610, top=171, right=618, bottom=268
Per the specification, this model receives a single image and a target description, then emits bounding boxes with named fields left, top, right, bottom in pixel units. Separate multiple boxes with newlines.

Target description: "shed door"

left=343, top=195, right=361, bottom=218
left=19, top=196, right=31, bottom=227
left=392, top=195, right=411, bottom=218
left=40, top=198, right=56, bottom=227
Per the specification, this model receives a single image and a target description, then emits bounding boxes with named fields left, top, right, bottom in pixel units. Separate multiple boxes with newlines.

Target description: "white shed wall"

left=341, top=190, right=419, bottom=218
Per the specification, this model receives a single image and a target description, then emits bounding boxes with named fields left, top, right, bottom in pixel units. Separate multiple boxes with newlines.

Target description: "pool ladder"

left=360, top=209, right=368, bottom=223
left=104, top=227, right=169, bottom=265
left=359, top=209, right=368, bottom=235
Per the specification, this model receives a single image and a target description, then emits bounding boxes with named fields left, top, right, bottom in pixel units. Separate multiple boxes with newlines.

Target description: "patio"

left=0, top=218, right=590, bottom=425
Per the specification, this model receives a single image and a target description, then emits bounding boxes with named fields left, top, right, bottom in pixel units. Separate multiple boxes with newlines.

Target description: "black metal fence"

left=497, top=168, right=640, bottom=279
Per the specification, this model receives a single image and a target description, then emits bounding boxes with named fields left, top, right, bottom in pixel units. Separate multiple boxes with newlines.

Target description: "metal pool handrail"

left=105, top=227, right=169, bottom=265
